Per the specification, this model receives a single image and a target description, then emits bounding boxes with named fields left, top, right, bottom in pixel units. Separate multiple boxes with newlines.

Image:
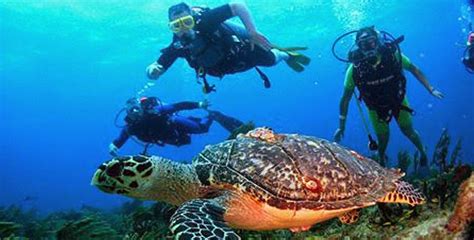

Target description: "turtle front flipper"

left=170, top=199, right=240, bottom=240
left=338, top=209, right=360, bottom=224
left=378, top=180, right=425, bottom=206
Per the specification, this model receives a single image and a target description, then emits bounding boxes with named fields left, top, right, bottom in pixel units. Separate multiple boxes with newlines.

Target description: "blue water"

left=1, top=0, right=473, bottom=213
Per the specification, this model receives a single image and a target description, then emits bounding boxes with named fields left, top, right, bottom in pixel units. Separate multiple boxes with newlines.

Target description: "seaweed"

left=397, top=150, right=412, bottom=173
left=450, top=138, right=463, bottom=167
left=122, top=201, right=174, bottom=239
left=0, top=221, right=21, bottom=238
left=117, top=199, right=143, bottom=216
left=56, top=216, right=120, bottom=240
left=413, top=151, right=420, bottom=175
left=432, top=128, right=451, bottom=173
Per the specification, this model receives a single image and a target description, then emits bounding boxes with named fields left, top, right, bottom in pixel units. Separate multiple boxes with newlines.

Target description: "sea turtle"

left=92, top=127, right=424, bottom=239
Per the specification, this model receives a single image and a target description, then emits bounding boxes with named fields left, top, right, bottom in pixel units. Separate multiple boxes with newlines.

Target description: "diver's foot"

left=285, top=51, right=311, bottom=72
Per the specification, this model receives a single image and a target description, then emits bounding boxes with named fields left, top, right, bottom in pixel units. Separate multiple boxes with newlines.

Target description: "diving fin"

left=255, top=67, right=271, bottom=88
left=273, top=45, right=308, bottom=52
left=285, top=51, right=311, bottom=72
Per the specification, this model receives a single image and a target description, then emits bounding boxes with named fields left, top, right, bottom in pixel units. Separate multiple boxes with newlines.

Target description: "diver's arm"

left=339, top=65, right=355, bottom=129
left=113, top=129, right=130, bottom=148
left=334, top=66, right=355, bottom=142
left=203, top=3, right=255, bottom=32
left=229, top=3, right=257, bottom=35
left=334, top=88, right=353, bottom=143
left=146, top=44, right=181, bottom=80
left=402, top=54, right=444, bottom=99
left=229, top=2, right=272, bottom=50
left=158, top=102, right=202, bottom=115
left=338, top=88, right=354, bottom=130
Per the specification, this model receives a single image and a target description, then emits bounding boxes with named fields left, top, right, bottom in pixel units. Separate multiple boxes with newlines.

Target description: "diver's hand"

left=430, top=88, right=444, bottom=99
left=146, top=62, right=164, bottom=80
left=109, top=143, right=119, bottom=157
left=249, top=30, right=272, bottom=51
left=334, top=128, right=345, bottom=143
left=199, top=99, right=211, bottom=109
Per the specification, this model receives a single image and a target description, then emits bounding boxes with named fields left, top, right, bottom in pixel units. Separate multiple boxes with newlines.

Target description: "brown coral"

left=446, top=173, right=474, bottom=233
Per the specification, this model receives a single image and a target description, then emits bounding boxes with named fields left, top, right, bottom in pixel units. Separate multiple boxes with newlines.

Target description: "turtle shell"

left=193, top=133, right=403, bottom=211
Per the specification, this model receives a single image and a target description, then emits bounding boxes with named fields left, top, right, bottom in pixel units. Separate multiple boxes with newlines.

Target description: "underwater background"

left=1, top=0, right=473, bottom=220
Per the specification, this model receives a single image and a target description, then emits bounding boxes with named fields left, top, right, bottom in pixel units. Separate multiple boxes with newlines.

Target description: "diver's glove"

left=198, top=99, right=211, bottom=109
left=202, top=82, right=216, bottom=94
left=429, top=87, right=444, bottom=99
left=109, top=143, right=119, bottom=157
left=146, top=62, right=164, bottom=80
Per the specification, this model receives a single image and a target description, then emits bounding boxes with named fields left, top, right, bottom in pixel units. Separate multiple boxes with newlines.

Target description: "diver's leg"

left=396, top=100, right=428, bottom=167
left=270, top=49, right=289, bottom=64
left=246, top=46, right=281, bottom=67
left=208, top=110, right=243, bottom=132
left=173, top=116, right=213, bottom=134
left=369, top=110, right=390, bottom=167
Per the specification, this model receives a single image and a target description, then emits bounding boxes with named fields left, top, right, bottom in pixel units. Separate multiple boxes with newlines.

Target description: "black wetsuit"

left=463, top=45, right=474, bottom=71
left=113, top=102, right=243, bottom=148
left=156, top=4, right=276, bottom=78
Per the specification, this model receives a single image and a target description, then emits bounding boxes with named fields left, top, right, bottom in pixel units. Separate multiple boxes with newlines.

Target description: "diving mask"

left=357, top=35, right=379, bottom=52
left=169, top=15, right=195, bottom=33
left=356, top=34, right=380, bottom=63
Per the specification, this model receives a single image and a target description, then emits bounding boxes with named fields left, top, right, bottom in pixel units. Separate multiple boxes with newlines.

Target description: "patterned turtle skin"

left=195, top=128, right=420, bottom=212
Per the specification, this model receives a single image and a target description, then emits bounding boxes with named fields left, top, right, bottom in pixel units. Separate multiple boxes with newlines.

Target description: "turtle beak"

left=91, top=162, right=115, bottom=193
left=91, top=159, right=127, bottom=194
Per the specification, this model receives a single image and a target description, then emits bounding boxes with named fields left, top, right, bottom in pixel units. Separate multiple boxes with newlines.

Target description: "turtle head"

left=91, top=155, right=159, bottom=200
left=92, top=155, right=201, bottom=205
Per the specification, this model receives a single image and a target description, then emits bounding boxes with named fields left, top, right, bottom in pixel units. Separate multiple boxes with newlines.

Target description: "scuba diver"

left=146, top=2, right=310, bottom=93
left=332, top=26, right=444, bottom=171
left=109, top=96, right=244, bottom=156
left=462, top=23, right=474, bottom=73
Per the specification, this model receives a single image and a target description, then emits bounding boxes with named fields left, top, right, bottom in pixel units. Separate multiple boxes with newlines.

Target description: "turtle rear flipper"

left=338, top=209, right=360, bottom=224
left=170, top=199, right=240, bottom=240
left=378, top=180, right=425, bottom=206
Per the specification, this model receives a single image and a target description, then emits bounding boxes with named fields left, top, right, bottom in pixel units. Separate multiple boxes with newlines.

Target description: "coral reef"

left=446, top=173, right=474, bottom=233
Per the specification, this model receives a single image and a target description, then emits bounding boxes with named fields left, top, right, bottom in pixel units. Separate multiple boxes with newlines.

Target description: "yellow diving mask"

left=168, top=15, right=195, bottom=33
